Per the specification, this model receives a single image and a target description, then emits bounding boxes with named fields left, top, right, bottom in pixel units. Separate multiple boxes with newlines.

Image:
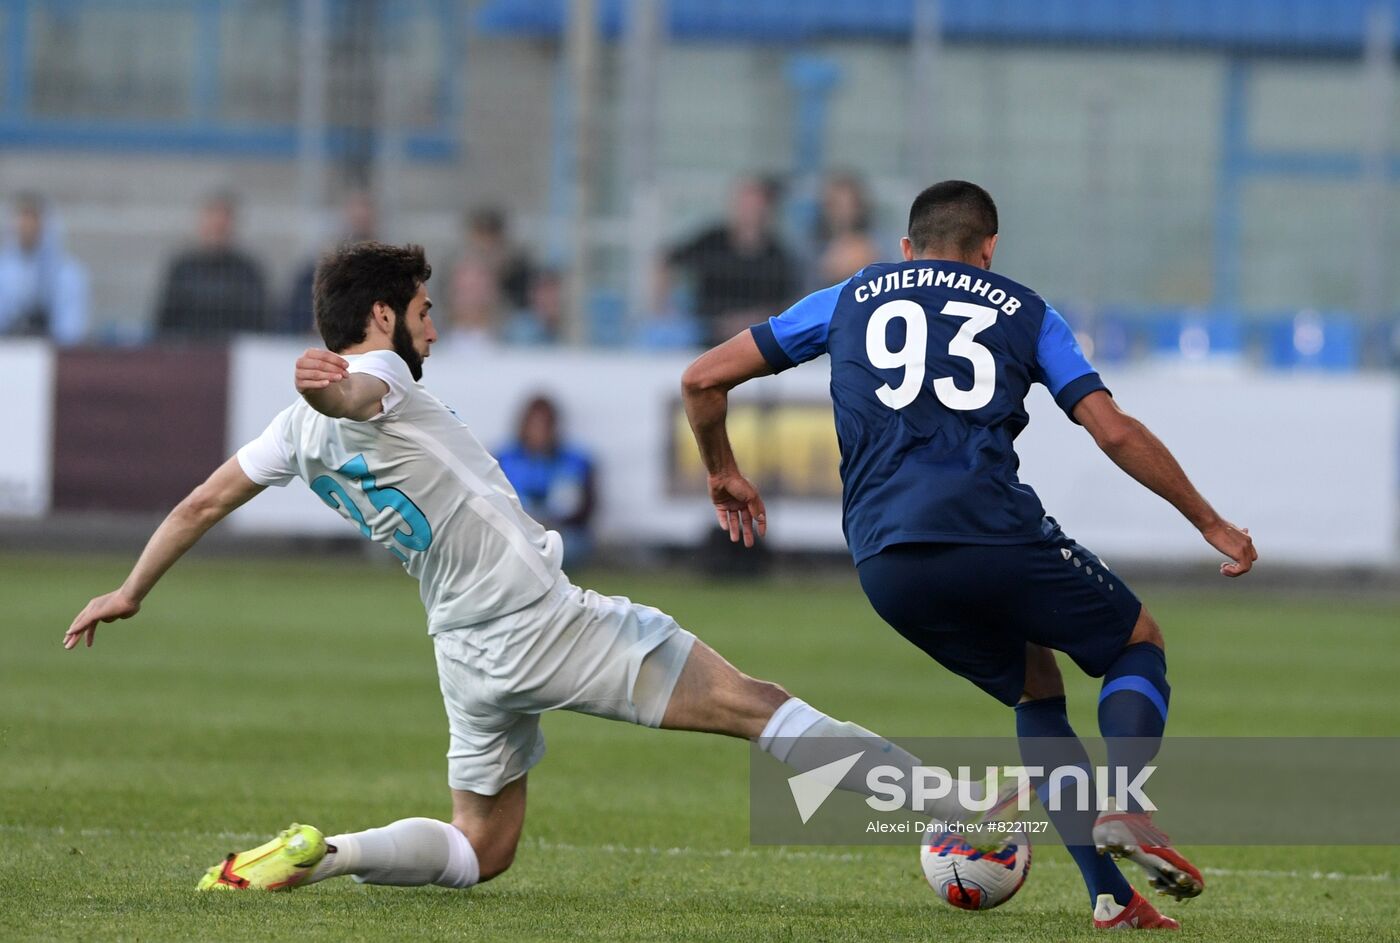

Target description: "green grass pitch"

left=3, top=551, right=1398, bottom=941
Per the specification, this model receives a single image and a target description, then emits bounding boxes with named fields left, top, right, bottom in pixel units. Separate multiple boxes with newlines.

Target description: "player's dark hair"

left=313, top=242, right=431, bottom=352
left=906, top=180, right=998, bottom=256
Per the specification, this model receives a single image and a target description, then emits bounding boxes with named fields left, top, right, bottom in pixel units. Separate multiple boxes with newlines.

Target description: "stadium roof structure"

left=477, top=0, right=1400, bottom=52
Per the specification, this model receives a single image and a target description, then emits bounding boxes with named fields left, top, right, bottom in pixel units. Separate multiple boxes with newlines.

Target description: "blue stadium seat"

left=1148, top=311, right=1245, bottom=361
left=1265, top=311, right=1360, bottom=371
left=636, top=315, right=704, bottom=350
left=587, top=289, right=629, bottom=347
left=1368, top=318, right=1400, bottom=369
left=1086, top=313, right=1140, bottom=365
left=1049, top=308, right=1132, bottom=366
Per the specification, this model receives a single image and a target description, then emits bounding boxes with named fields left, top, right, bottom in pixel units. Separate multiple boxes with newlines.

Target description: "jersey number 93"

left=865, top=299, right=998, bottom=411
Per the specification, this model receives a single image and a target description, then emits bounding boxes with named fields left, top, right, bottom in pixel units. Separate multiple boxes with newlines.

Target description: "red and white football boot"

left=1093, top=799, right=1205, bottom=900
left=1093, top=889, right=1181, bottom=930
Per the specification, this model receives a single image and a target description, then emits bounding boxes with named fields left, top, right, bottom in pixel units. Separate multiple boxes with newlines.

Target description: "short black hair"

left=906, top=180, right=998, bottom=256
left=313, top=242, right=431, bottom=352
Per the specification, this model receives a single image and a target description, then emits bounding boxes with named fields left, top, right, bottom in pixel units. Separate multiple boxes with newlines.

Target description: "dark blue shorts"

left=855, top=518, right=1142, bottom=706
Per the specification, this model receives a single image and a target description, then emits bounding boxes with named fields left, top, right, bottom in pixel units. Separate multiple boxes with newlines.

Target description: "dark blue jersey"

left=750, top=259, right=1106, bottom=563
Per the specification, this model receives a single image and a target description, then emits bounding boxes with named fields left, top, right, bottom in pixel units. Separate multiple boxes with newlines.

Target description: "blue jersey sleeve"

left=749, top=279, right=848, bottom=372
left=1035, top=305, right=1108, bottom=418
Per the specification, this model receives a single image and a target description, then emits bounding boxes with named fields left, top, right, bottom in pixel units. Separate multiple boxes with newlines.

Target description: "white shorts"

left=432, top=578, right=696, bottom=795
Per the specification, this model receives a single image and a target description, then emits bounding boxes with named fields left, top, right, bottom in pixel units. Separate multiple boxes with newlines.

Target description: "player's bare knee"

left=1021, top=645, right=1065, bottom=701
left=1127, top=608, right=1165, bottom=652
left=451, top=819, right=517, bottom=883
left=475, top=843, right=516, bottom=883
left=1020, top=678, right=1065, bottom=702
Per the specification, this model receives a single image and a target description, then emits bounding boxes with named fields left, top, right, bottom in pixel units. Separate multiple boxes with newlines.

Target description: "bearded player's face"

left=392, top=283, right=436, bottom=381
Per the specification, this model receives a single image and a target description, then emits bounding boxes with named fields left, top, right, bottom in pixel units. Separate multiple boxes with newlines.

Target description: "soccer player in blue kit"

left=681, top=181, right=1257, bottom=931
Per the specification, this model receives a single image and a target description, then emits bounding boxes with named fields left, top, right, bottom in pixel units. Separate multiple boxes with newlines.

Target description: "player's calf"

left=659, top=639, right=789, bottom=738
left=662, top=640, right=984, bottom=825
left=1093, top=612, right=1199, bottom=899
left=452, top=820, right=518, bottom=882
left=303, top=817, right=480, bottom=889
left=449, top=776, right=527, bottom=883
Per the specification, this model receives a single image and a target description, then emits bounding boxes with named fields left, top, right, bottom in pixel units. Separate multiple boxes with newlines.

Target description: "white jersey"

left=237, top=350, right=563, bottom=632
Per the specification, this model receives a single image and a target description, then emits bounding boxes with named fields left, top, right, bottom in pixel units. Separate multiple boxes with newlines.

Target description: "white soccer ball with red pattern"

left=921, top=831, right=1031, bottom=910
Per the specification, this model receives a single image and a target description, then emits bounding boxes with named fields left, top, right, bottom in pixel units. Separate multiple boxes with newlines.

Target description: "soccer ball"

left=920, top=831, right=1031, bottom=910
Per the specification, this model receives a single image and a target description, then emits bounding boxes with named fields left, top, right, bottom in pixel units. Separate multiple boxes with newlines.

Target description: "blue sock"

left=1015, top=696, right=1134, bottom=907
left=1098, top=642, right=1171, bottom=813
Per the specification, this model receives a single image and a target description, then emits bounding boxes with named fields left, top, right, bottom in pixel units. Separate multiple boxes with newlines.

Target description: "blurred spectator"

left=666, top=175, right=796, bottom=346
left=461, top=206, right=532, bottom=309
left=278, top=189, right=378, bottom=335
left=446, top=255, right=504, bottom=347
left=503, top=269, right=565, bottom=345
left=497, top=395, right=597, bottom=566
left=0, top=193, right=89, bottom=345
left=154, top=192, right=267, bottom=340
left=814, top=172, right=881, bottom=284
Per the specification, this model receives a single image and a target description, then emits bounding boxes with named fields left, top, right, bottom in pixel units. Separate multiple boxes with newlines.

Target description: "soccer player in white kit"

left=64, top=242, right=991, bottom=893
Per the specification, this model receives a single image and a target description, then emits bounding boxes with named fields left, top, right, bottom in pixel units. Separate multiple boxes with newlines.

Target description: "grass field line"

left=4, top=825, right=1393, bottom=885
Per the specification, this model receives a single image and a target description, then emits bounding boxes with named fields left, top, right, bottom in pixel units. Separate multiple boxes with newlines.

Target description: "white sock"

left=308, top=818, right=479, bottom=888
left=757, top=697, right=967, bottom=822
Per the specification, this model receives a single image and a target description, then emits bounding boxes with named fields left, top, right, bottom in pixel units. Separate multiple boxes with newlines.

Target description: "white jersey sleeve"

left=236, top=405, right=298, bottom=487
left=346, top=349, right=415, bottom=420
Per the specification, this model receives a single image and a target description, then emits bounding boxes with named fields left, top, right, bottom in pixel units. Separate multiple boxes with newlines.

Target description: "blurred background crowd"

left=1, top=0, right=1398, bottom=371
left=3, top=0, right=1400, bottom=570
left=0, top=170, right=889, bottom=352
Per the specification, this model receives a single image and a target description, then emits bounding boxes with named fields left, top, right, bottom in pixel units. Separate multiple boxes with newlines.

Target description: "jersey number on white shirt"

left=309, top=454, right=433, bottom=562
left=865, top=299, right=998, bottom=411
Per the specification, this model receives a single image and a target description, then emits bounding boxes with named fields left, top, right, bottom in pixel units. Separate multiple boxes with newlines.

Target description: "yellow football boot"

left=197, top=823, right=326, bottom=891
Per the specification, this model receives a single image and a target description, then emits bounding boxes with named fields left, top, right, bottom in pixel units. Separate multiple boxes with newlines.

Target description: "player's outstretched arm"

left=295, top=348, right=389, bottom=421
left=63, top=457, right=265, bottom=650
left=681, top=331, right=776, bottom=547
left=1073, top=390, right=1257, bottom=577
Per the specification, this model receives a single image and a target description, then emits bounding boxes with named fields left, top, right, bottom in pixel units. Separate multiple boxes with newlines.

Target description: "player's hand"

left=708, top=471, right=767, bottom=548
left=1202, top=520, right=1256, bottom=577
left=64, top=590, right=141, bottom=650
left=294, top=348, right=349, bottom=392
